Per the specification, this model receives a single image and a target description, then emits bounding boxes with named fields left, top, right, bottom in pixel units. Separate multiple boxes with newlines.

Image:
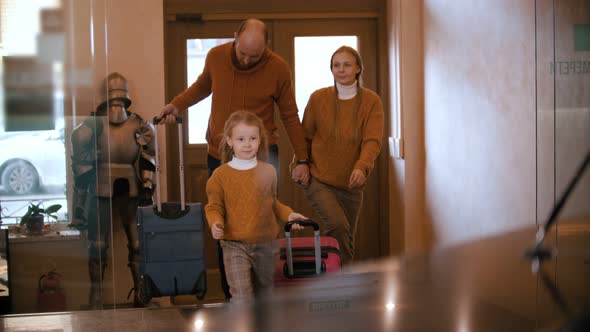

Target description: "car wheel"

left=1, top=161, right=39, bottom=195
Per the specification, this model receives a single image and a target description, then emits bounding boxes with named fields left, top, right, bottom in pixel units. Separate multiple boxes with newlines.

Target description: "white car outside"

left=0, top=129, right=67, bottom=195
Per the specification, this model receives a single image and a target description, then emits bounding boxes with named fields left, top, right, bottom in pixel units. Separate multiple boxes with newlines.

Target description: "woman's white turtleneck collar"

left=228, top=156, right=257, bottom=170
left=336, top=81, right=358, bottom=100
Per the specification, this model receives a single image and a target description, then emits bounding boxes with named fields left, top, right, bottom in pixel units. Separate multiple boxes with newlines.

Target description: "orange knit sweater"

left=205, top=162, right=293, bottom=243
left=170, top=42, right=308, bottom=161
left=302, top=87, right=384, bottom=189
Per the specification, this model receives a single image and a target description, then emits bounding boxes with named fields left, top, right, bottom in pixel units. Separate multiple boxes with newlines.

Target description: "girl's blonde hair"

left=219, top=110, right=269, bottom=163
left=330, top=45, right=364, bottom=141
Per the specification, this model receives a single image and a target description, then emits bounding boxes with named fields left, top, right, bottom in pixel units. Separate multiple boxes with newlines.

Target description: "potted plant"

left=19, top=202, right=62, bottom=235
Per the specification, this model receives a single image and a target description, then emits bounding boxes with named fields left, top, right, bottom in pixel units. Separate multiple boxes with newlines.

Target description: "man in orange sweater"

left=157, top=18, right=310, bottom=299
left=158, top=19, right=309, bottom=174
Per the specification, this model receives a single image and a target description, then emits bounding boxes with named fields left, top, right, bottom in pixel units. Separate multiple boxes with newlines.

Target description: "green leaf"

left=44, top=204, right=62, bottom=214
left=22, top=209, right=33, bottom=219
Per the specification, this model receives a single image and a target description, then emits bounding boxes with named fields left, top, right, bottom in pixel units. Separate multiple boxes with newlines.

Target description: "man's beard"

left=236, top=61, right=257, bottom=70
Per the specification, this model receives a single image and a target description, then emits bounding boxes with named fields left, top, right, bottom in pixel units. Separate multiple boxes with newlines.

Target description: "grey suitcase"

left=136, top=117, right=206, bottom=303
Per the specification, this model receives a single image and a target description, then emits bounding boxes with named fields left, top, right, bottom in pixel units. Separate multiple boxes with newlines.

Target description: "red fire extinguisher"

left=37, top=268, right=66, bottom=312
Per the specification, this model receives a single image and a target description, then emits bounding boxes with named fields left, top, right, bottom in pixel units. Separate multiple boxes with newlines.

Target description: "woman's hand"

left=211, top=222, right=225, bottom=239
left=348, top=169, right=366, bottom=189
left=292, top=164, right=310, bottom=187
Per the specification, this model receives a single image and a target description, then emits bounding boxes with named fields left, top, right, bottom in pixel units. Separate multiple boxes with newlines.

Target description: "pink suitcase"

left=274, top=220, right=341, bottom=287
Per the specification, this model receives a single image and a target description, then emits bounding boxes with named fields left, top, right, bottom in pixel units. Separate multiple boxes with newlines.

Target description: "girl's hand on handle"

left=348, top=169, right=366, bottom=189
left=287, top=213, right=308, bottom=230
left=211, top=222, right=225, bottom=239
left=157, top=104, right=180, bottom=124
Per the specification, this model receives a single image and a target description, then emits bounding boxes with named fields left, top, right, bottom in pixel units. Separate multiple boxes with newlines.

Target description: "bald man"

left=157, top=18, right=310, bottom=300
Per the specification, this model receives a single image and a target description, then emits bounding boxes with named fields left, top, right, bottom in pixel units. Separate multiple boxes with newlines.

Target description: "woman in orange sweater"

left=206, top=111, right=305, bottom=303
left=294, top=46, right=384, bottom=265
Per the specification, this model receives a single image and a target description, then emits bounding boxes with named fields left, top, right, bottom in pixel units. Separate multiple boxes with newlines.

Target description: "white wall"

left=388, top=0, right=540, bottom=250
left=105, top=0, right=167, bottom=201
left=422, top=0, right=537, bottom=247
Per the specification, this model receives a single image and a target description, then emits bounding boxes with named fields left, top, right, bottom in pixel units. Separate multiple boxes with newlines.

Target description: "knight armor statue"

left=70, top=72, right=155, bottom=309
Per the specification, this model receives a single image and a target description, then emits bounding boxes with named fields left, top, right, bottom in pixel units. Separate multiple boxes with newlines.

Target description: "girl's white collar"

left=228, top=156, right=257, bottom=170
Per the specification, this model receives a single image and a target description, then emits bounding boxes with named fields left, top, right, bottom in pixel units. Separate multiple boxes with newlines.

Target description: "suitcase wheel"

left=141, top=275, right=154, bottom=304
left=194, top=270, right=207, bottom=300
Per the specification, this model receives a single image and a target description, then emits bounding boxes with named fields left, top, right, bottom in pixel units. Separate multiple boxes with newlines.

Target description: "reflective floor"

left=1, top=225, right=589, bottom=332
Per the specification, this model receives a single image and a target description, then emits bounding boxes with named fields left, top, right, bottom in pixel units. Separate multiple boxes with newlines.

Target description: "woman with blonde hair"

left=293, top=46, right=384, bottom=265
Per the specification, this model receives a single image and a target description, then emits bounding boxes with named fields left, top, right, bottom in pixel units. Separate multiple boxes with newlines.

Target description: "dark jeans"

left=208, top=144, right=279, bottom=300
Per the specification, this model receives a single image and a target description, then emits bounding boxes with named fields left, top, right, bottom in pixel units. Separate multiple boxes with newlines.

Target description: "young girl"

left=205, top=110, right=305, bottom=303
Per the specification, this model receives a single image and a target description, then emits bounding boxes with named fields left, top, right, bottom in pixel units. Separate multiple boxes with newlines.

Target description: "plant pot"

left=26, top=215, right=45, bottom=235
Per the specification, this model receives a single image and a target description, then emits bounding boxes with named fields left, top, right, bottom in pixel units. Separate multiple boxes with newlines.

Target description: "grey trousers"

left=303, top=178, right=364, bottom=265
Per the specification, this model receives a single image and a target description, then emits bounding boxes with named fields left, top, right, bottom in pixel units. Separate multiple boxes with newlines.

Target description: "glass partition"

left=0, top=0, right=142, bottom=314
left=0, top=5, right=369, bottom=316
left=536, top=0, right=590, bottom=224
left=535, top=0, right=590, bottom=328
left=0, top=0, right=73, bottom=314
left=0, top=0, right=586, bottom=321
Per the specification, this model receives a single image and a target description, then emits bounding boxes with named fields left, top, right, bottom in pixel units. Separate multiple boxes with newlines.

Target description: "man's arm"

left=291, top=92, right=319, bottom=186
left=170, top=64, right=213, bottom=112
left=158, top=49, right=216, bottom=122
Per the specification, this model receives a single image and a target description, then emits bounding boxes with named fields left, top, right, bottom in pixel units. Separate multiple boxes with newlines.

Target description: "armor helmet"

left=98, top=72, right=132, bottom=124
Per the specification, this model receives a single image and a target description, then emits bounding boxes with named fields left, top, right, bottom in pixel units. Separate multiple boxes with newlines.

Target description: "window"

left=186, top=38, right=233, bottom=144
left=0, top=0, right=66, bottom=224
left=294, top=36, right=357, bottom=119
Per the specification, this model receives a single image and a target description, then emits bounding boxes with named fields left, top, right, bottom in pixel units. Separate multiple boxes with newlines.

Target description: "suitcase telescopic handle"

left=284, top=220, right=319, bottom=232
left=284, top=220, right=322, bottom=276
left=153, top=116, right=182, bottom=125
left=152, top=115, right=185, bottom=213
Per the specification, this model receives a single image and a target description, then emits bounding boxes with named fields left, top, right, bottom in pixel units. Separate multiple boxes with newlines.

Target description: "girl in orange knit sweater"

left=206, top=111, right=305, bottom=303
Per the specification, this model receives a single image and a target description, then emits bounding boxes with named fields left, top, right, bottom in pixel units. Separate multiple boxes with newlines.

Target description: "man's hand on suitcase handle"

left=211, top=222, right=225, bottom=239
left=153, top=105, right=183, bottom=125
